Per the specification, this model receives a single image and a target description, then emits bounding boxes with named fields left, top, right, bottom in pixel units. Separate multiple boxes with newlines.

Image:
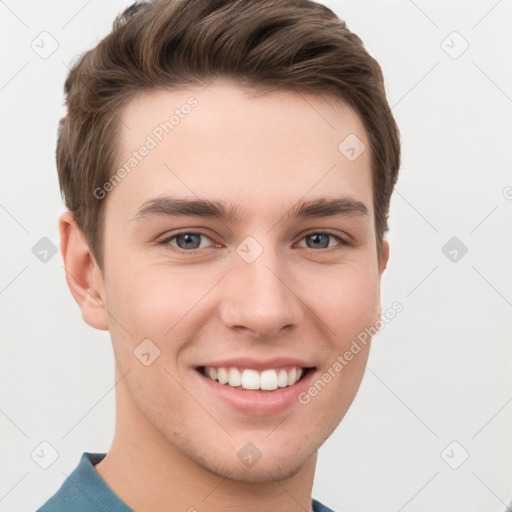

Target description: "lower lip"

left=196, top=368, right=316, bottom=416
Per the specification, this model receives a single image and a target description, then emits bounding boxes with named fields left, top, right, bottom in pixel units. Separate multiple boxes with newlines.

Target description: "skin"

left=60, top=81, right=389, bottom=512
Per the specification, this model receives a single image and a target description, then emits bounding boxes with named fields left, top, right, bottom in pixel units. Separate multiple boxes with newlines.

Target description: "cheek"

left=311, top=263, right=381, bottom=341
left=100, top=267, right=173, bottom=373
left=103, top=264, right=214, bottom=378
left=106, top=264, right=183, bottom=328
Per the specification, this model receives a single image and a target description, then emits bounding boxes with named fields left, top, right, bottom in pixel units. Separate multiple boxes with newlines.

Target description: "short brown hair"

left=57, top=0, right=400, bottom=268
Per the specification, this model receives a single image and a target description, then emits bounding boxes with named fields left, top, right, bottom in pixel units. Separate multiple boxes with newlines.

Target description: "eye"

left=158, top=231, right=217, bottom=253
left=296, top=231, right=349, bottom=250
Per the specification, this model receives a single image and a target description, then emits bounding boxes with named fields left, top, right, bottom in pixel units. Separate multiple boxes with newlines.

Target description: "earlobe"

left=59, top=211, right=109, bottom=331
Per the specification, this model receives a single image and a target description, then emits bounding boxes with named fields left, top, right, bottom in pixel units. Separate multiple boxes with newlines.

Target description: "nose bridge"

left=220, top=239, right=302, bottom=338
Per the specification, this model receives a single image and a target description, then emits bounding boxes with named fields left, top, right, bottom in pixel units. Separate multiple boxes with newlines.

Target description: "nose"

left=219, top=248, right=303, bottom=339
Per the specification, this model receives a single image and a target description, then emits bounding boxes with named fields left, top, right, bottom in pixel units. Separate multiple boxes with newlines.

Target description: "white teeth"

left=277, top=369, right=288, bottom=387
left=228, top=367, right=242, bottom=387
left=241, top=369, right=260, bottom=389
left=260, top=369, right=278, bottom=390
left=201, top=365, right=307, bottom=391
left=217, top=367, right=229, bottom=384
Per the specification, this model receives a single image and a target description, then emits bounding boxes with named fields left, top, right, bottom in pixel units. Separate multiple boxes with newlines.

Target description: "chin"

left=207, top=455, right=307, bottom=483
left=192, top=438, right=315, bottom=483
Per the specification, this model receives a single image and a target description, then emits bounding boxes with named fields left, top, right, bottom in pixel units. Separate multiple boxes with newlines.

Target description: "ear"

left=374, top=239, right=390, bottom=323
left=378, top=238, right=390, bottom=277
left=59, top=211, right=109, bottom=331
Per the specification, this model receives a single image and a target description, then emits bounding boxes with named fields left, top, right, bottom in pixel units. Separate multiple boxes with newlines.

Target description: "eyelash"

left=157, top=230, right=350, bottom=255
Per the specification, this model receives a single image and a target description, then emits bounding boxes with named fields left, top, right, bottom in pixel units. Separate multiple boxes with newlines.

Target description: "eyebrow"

left=132, top=196, right=369, bottom=223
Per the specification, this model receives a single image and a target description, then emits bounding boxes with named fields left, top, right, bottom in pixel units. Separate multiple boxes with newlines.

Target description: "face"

left=95, top=81, right=387, bottom=482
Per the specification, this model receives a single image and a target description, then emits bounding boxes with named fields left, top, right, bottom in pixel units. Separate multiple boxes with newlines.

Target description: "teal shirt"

left=35, top=452, right=335, bottom=512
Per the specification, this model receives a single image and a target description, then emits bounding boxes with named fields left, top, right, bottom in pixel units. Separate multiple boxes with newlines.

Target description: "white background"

left=1, top=1, right=511, bottom=511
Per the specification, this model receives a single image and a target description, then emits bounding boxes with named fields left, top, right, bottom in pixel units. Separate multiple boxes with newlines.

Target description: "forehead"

left=107, top=81, right=373, bottom=224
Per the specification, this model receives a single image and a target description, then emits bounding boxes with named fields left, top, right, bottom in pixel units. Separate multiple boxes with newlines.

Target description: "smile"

left=197, top=365, right=312, bottom=391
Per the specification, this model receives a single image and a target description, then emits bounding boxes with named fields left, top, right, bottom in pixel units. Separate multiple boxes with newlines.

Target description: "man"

left=36, top=0, right=400, bottom=510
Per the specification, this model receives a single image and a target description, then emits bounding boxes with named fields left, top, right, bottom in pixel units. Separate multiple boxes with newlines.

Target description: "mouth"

left=194, top=364, right=317, bottom=415
left=195, top=365, right=315, bottom=392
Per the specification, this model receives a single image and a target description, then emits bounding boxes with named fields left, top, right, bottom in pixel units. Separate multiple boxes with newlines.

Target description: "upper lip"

left=196, top=357, right=316, bottom=372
